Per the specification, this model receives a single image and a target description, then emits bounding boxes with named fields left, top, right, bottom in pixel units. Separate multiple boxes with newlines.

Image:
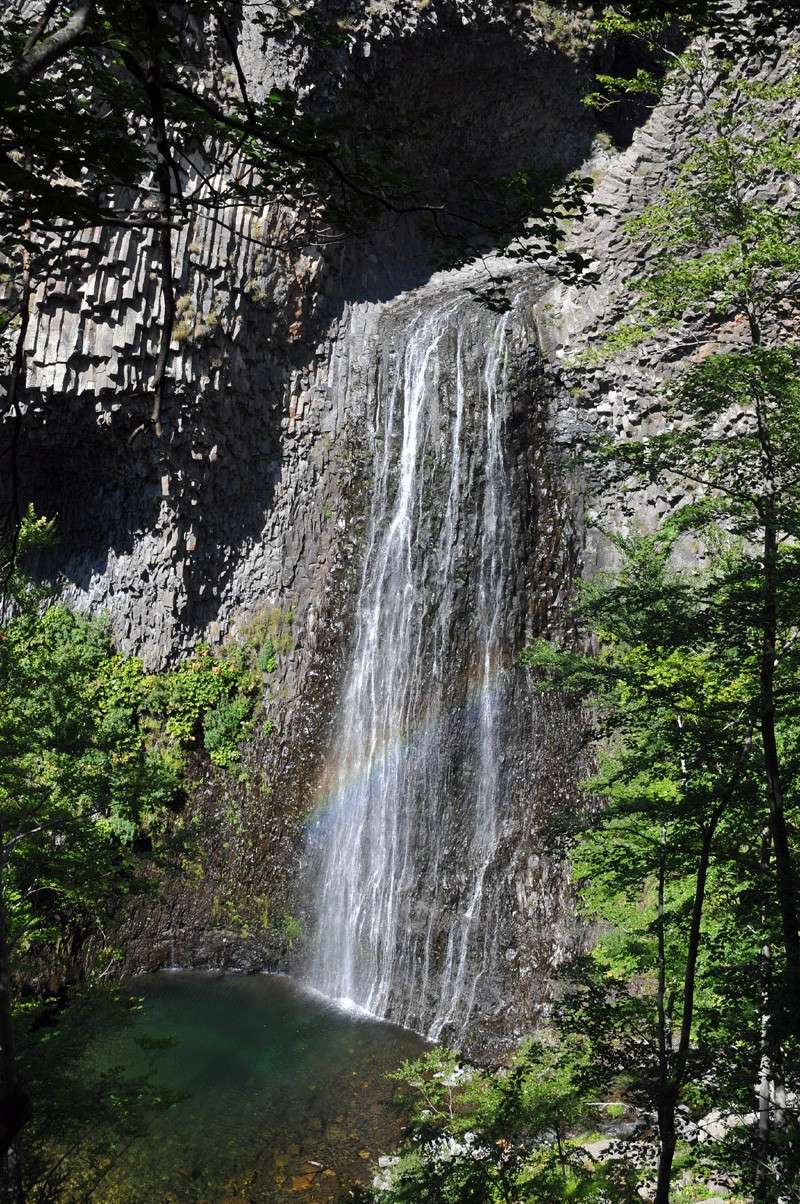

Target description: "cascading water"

left=308, top=291, right=539, bottom=1043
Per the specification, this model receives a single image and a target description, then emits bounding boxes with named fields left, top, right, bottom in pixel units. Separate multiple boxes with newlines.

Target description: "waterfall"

left=308, top=293, right=530, bottom=1043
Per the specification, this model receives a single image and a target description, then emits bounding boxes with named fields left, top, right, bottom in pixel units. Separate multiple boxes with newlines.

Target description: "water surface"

left=99, top=971, right=426, bottom=1202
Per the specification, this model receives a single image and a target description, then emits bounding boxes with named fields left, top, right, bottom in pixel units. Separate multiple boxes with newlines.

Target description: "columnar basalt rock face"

left=12, top=0, right=597, bottom=676
left=537, top=41, right=800, bottom=578
left=5, top=2, right=763, bottom=1044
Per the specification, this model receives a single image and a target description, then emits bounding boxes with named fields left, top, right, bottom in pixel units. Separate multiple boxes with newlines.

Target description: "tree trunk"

left=140, top=1, right=175, bottom=439
left=760, top=511, right=800, bottom=1024
left=116, top=22, right=176, bottom=450
left=676, top=824, right=715, bottom=1070
left=755, top=946, right=772, bottom=1204
left=656, top=829, right=668, bottom=1077
left=1, top=239, right=32, bottom=590
left=654, top=820, right=717, bottom=1204
left=654, top=1094, right=677, bottom=1204
left=4, top=1144, right=22, bottom=1204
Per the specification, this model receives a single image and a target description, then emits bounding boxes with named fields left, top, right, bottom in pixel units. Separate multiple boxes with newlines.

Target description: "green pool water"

left=95, top=971, right=427, bottom=1203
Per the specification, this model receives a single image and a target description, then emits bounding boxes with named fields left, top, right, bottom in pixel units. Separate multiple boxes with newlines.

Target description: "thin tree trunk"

left=755, top=943, right=772, bottom=1203
left=653, top=829, right=674, bottom=1204
left=141, top=2, right=174, bottom=438
left=675, top=824, right=715, bottom=1073
left=150, top=205, right=173, bottom=439
left=760, top=510, right=800, bottom=1020
left=754, top=828, right=775, bottom=1203
left=750, top=356, right=800, bottom=1017
left=654, top=819, right=717, bottom=1204
left=4, top=1146, right=22, bottom=1204
left=654, top=1092, right=678, bottom=1204
left=656, top=828, right=669, bottom=1073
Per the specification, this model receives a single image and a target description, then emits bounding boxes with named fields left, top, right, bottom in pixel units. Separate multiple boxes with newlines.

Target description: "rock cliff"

left=4, top=0, right=765, bottom=1045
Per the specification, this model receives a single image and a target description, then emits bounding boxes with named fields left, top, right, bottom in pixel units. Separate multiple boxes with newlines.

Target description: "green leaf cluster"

left=0, top=515, right=279, bottom=980
left=577, top=2, right=795, bottom=113
left=362, top=1044, right=636, bottom=1204
left=144, top=641, right=260, bottom=767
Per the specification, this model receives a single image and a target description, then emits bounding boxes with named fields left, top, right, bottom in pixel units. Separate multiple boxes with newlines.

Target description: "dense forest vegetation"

left=2, top=1, right=800, bottom=1202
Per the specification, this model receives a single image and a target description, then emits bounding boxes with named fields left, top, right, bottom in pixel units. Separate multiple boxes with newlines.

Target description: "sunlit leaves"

left=0, top=538, right=271, bottom=983
left=580, top=1, right=797, bottom=112
left=371, top=1043, right=623, bottom=1204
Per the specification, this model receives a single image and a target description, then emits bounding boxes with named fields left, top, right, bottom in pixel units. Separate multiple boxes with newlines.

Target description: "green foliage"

left=1, top=601, right=177, bottom=961
left=537, top=38, right=800, bottom=1198
left=362, top=1044, right=636, bottom=1204
left=625, top=87, right=800, bottom=327
left=0, top=518, right=289, bottom=1194
left=0, top=514, right=281, bottom=982
left=257, top=639, right=279, bottom=674
left=146, top=640, right=260, bottom=767
left=584, top=65, right=800, bottom=402
left=530, top=3, right=597, bottom=57
left=523, top=523, right=800, bottom=1198
left=279, top=913, right=303, bottom=947
left=202, top=693, right=256, bottom=768
left=577, top=3, right=795, bottom=113
left=237, top=603, right=294, bottom=670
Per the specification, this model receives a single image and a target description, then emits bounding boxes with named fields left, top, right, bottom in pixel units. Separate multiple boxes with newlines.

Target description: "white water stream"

left=308, top=297, right=523, bottom=1042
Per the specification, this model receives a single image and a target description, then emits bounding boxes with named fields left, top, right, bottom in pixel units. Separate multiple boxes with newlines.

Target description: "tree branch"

left=21, top=0, right=62, bottom=56
left=7, top=2, right=96, bottom=97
